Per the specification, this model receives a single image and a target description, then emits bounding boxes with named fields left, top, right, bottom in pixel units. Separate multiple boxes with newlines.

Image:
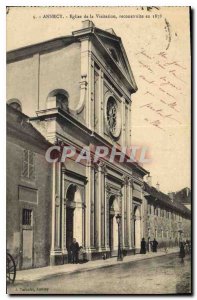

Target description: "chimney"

left=156, top=182, right=160, bottom=191
left=147, top=173, right=152, bottom=186
left=168, top=192, right=174, bottom=202
left=82, top=20, right=95, bottom=29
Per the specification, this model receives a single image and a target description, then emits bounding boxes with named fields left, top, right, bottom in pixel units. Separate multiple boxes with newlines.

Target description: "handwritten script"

left=135, top=48, right=187, bottom=134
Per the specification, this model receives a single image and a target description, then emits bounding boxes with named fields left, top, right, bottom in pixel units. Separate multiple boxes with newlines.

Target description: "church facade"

left=7, top=20, right=190, bottom=268
left=7, top=20, right=149, bottom=265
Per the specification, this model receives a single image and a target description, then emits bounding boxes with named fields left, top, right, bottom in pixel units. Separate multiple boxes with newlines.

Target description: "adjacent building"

left=170, top=187, right=191, bottom=211
left=144, top=178, right=191, bottom=248
left=7, top=105, right=52, bottom=269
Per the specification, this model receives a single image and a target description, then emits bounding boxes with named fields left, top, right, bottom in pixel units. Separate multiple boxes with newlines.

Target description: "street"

left=8, top=253, right=191, bottom=295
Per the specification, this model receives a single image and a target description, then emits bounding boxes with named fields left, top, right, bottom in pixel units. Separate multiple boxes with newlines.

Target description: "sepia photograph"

left=6, top=6, right=191, bottom=295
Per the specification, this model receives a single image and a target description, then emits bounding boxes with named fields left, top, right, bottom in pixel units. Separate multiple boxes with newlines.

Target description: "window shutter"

left=22, top=149, right=35, bottom=179
left=22, top=149, right=29, bottom=177
left=29, top=151, right=35, bottom=179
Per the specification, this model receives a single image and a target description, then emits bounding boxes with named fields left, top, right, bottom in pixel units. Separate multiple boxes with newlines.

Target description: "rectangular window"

left=158, top=208, right=160, bottom=217
left=161, top=209, right=163, bottom=217
left=22, top=209, right=32, bottom=226
left=22, top=150, right=35, bottom=179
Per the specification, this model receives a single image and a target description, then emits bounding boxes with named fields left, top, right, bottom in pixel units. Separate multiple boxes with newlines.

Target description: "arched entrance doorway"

left=134, top=206, right=141, bottom=250
left=65, top=184, right=83, bottom=260
left=109, top=195, right=120, bottom=256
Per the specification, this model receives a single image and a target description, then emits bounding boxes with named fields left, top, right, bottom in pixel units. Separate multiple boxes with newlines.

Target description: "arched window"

left=7, top=98, right=22, bottom=112
left=46, top=89, right=69, bottom=111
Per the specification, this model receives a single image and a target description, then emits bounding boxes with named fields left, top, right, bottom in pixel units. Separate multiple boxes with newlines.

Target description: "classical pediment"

left=94, top=28, right=137, bottom=93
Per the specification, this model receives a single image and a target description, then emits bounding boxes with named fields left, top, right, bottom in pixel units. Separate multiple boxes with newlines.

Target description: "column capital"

left=94, top=160, right=107, bottom=174
left=105, top=184, right=112, bottom=200
left=122, top=175, right=132, bottom=186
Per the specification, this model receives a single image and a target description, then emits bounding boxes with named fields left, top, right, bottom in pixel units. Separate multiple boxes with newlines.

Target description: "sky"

left=6, top=6, right=191, bottom=193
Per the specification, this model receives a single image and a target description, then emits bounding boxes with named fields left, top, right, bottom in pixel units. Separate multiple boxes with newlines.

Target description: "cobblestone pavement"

left=8, top=253, right=191, bottom=294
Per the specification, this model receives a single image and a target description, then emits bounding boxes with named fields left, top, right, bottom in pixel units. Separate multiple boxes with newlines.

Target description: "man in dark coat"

left=70, top=238, right=80, bottom=264
left=152, top=238, right=158, bottom=252
left=179, top=242, right=185, bottom=263
left=140, top=238, right=147, bottom=254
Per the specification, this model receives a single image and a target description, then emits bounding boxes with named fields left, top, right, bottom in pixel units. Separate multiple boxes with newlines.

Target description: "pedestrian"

left=175, top=237, right=178, bottom=246
left=179, top=242, right=185, bottom=263
left=152, top=238, right=158, bottom=252
left=140, top=237, right=147, bottom=254
left=70, top=238, right=80, bottom=264
left=185, top=241, right=189, bottom=255
left=147, top=237, right=151, bottom=252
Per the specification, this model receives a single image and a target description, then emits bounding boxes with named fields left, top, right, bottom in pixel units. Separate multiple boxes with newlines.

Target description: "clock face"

left=105, top=96, right=121, bottom=139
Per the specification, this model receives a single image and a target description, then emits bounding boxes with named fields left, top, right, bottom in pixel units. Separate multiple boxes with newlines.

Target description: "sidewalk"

left=14, top=247, right=179, bottom=284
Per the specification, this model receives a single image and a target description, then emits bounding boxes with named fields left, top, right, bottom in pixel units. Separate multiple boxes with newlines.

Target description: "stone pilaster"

left=105, top=183, right=112, bottom=252
left=94, top=161, right=106, bottom=252
left=121, top=97, right=126, bottom=146
left=85, top=162, right=94, bottom=257
left=128, top=178, right=133, bottom=249
left=98, top=69, right=104, bottom=135
left=61, top=170, right=67, bottom=256
left=50, top=162, right=63, bottom=265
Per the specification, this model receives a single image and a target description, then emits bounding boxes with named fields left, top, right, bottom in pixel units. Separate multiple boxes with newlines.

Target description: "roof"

left=7, top=104, right=51, bottom=149
left=7, top=21, right=137, bottom=95
left=174, top=187, right=191, bottom=204
left=144, top=182, right=191, bottom=218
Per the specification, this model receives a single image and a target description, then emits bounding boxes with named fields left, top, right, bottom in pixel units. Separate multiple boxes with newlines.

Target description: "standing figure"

left=147, top=237, right=151, bottom=252
left=179, top=242, right=185, bottom=263
left=152, top=238, right=158, bottom=252
left=70, top=238, right=80, bottom=264
left=140, top=238, right=147, bottom=254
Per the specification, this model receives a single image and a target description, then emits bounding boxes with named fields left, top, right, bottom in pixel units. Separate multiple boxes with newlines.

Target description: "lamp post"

left=116, top=213, right=123, bottom=261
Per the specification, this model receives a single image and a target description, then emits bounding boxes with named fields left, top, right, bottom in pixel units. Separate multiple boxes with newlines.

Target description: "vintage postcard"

left=6, top=6, right=191, bottom=294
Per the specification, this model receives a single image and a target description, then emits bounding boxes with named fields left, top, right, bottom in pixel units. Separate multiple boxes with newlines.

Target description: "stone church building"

left=7, top=20, right=190, bottom=268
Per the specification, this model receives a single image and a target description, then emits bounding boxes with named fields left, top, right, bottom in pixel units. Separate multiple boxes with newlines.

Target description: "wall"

left=7, top=55, right=39, bottom=116
left=39, top=43, right=81, bottom=111
left=7, top=135, right=52, bottom=268
left=145, top=199, right=191, bottom=249
left=7, top=42, right=81, bottom=117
